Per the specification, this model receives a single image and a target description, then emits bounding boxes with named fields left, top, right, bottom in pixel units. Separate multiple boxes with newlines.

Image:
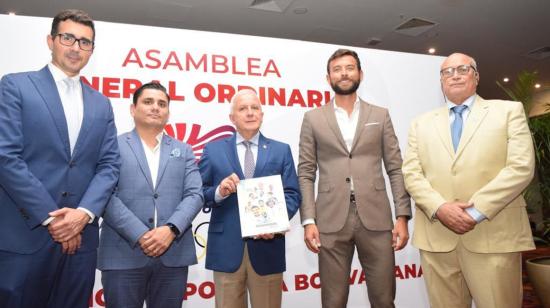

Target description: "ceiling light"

left=366, top=37, right=382, bottom=46
left=8, top=12, right=16, bottom=16
left=503, top=77, right=509, bottom=83
left=394, top=17, right=437, bottom=37
left=535, top=83, right=541, bottom=89
left=428, top=48, right=436, bottom=54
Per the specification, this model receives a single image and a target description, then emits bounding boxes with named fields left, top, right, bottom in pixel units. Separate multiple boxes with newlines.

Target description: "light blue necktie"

left=451, top=105, right=468, bottom=152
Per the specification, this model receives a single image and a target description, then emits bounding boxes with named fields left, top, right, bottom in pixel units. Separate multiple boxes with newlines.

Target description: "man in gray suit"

left=298, top=49, right=411, bottom=308
left=98, top=82, right=204, bottom=308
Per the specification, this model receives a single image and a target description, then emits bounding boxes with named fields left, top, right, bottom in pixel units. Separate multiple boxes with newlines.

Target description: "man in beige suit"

left=298, top=48, right=411, bottom=308
left=402, top=52, right=535, bottom=308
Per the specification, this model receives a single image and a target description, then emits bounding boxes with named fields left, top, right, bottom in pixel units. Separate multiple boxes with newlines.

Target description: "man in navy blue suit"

left=199, top=89, right=301, bottom=308
left=0, top=9, right=120, bottom=308
left=98, top=82, right=204, bottom=308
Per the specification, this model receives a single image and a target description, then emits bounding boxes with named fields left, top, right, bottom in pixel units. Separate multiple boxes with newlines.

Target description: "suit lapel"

left=71, top=82, right=95, bottom=158
left=155, top=135, right=172, bottom=189
left=322, top=101, right=348, bottom=152
left=29, top=66, right=71, bottom=158
left=226, top=135, right=245, bottom=179
left=126, top=130, right=154, bottom=190
left=253, top=133, right=270, bottom=177
left=433, top=107, right=455, bottom=158
left=455, top=96, right=489, bottom=159
left=350, top=100, right=371, bottom=153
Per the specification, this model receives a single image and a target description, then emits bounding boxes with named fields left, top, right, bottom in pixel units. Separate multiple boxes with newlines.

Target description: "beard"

left=330, top=78, right=360, bottom=95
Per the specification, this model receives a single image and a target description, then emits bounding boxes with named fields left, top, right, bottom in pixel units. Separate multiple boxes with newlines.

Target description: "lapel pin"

left=170, top=148, right=181, bottom=158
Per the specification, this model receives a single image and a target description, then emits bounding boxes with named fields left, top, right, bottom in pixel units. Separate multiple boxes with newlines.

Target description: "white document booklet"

left=236, top=175, right=290, bottom=238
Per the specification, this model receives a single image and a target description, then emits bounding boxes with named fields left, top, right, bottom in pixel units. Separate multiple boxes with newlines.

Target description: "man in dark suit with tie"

left=198, top=89, right=301, bottom=308
left=98, top=82, right=204, bottom=308
left=0, top=9, right=120, bottom=308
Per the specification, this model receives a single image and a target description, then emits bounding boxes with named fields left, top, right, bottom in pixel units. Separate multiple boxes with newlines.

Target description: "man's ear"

left=47, top=35, right=54, bottom=51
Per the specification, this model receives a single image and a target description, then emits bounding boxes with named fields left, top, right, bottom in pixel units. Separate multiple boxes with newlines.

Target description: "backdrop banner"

left=0, top=14, right=446, bottom=307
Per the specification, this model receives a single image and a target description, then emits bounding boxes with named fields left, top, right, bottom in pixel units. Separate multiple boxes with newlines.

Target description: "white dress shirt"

left=140, top=133, right=164, bottom=227
left=43, top=64, right=94, bottom=226
left=48, top=63, right=83, bottom=154
left=214, top=132, right=260, bottom=203
left=444, top=94, right=486, bottom=223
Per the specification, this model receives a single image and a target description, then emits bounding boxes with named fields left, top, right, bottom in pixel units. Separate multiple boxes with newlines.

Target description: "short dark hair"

left=327, top=49, right=362, bottom=73
left=132, top=82, right=171, bottom=105
left=51, top=9, right=95, bottom=40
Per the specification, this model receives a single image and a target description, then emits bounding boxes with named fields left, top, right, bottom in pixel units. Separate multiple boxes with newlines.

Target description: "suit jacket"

left=198, top=133, right=301, bottom=275
left=402, top=95, right=535, bottom=253
left=298, top=99, right=411, bottom=233
left=98, top=130, right=204, bottom=270
left=0, top=66, right=120, bottom=254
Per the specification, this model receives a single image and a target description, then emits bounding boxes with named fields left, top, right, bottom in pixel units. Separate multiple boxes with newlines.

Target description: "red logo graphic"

left=165, top=123, right=235, bottom=160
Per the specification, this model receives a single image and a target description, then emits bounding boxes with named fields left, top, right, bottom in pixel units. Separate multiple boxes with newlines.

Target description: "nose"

left=151, top=102, right=160, bottom=111
left=451, top=71, right=461, bottom=79
left=69, top=41, right=81, bottom=52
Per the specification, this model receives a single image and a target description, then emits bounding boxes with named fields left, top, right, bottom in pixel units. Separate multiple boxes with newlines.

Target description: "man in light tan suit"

left=402, top=52, right=535, bottom=308
left=298, top=48, right=412, bottom=308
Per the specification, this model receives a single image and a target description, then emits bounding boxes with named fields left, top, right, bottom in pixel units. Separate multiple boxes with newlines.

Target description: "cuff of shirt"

left=214, top=186, right=229, bottom=204
left=432, top=203, right=445, bottom=220
left=302, top=218, right=315, bottom=226
left=77, top=207, right=95, bottom=224
left=42, top=216, right=55, bottom=226
left=465, top=206, right=486, bottom=224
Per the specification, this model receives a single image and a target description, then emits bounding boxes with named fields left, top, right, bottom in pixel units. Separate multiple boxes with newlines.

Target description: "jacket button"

left=62, top=192, right=68, bottom=197
left=153, top=193, right=159, bottom=199
left=345, top=177, right=350, bottom=183
left=69, top=161, right=75, bottom=168
left=148, top=218, right=154, bottom=223
left=349, top=154, right=352, bottom=159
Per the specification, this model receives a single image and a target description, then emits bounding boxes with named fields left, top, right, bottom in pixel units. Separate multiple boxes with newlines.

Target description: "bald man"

left=198, top=90, right=301, bottom=308
left=402, top=52, right=535, bottom=308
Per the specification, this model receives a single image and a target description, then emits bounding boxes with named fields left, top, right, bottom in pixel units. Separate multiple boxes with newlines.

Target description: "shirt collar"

left=155, top=132, right=164, bottom=144
left=235, top=131, right=260, bottom=146
left=140, top=132, right=164, bottom=151
left=48, top=62, right=81, bottom=84
left=447, top=94, right=476, bottom=111
left=333, top=97, right=361, bottom=113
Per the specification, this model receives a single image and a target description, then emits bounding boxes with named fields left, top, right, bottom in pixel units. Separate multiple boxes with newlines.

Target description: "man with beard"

left=298, top=49, right=411, bottom=308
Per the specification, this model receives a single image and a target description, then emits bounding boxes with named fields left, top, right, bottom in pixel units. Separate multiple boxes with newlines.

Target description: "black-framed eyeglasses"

left=55, top=33, right=94, bottom=51
left=440, top=65, right=476, bottom=78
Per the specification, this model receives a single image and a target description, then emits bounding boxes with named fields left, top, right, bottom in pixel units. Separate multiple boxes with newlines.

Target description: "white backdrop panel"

left=0, top=14, right=446, bottom=307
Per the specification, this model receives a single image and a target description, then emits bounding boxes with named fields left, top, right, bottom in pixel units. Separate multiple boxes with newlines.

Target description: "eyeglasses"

left=55, top=33, right=94, bottom=51
left=440, top=65, right=476, bottom=78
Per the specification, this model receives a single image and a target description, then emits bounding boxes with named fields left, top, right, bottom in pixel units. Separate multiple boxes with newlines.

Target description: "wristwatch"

left=166, top=223, right=180, bottom=237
